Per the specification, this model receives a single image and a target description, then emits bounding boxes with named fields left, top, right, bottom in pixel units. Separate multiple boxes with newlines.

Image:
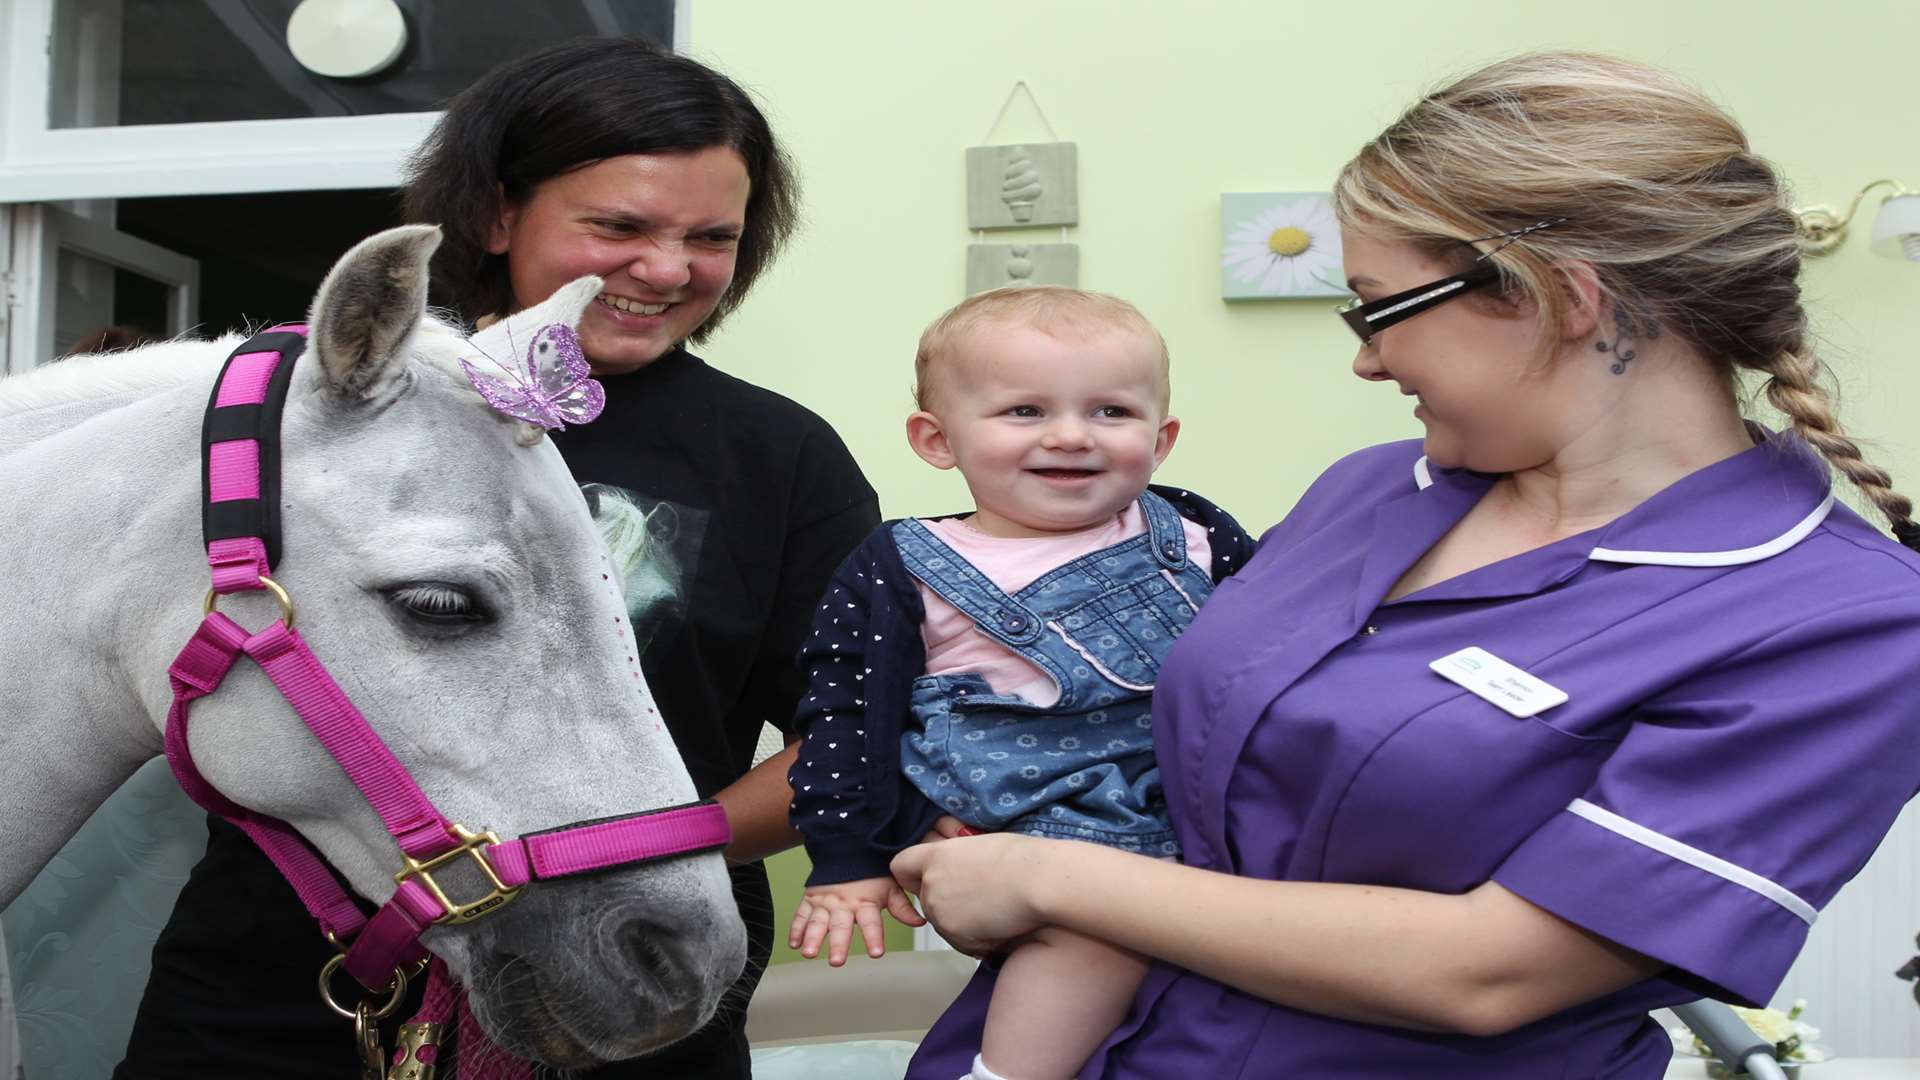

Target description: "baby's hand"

left=789, top=875, right=926, bottom=966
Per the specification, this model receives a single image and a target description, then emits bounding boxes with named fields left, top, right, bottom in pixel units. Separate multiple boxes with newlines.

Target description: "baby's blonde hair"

left=913, top=286, right=1171, bottom=412
left=1334, top=50, right=1916, bottom=542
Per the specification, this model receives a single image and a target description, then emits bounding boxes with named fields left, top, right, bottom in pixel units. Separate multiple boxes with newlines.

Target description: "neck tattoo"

left=1595, top=307, right=1658, bottom=375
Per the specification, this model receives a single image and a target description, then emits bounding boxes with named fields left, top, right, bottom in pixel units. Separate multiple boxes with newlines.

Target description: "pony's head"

left=182, top=225, right=746, bottom=1066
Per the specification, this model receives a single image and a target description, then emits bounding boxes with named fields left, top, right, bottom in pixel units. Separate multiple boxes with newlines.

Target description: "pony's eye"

left=386, top=583, right=489, bottom=626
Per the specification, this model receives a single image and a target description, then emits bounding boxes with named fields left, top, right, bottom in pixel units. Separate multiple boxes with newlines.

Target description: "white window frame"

left=0, top=0, right=691, bottom=202
left=5, top=202, right=199, bottom=372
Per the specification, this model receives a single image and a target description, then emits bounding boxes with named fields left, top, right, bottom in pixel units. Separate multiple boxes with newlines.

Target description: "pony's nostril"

left=614, top=918, right=718, bottom=1017
left=619, top=921, right=679, bottom=983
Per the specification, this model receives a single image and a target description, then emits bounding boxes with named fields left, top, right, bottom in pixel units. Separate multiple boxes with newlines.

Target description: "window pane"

left=54, top=250, right=172, bottom=356
left=54, top=248, right=118, bottom=355
left=49, top=0, right=674, bottom=129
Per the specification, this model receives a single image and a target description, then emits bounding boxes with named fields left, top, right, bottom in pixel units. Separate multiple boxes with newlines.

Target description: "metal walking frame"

left=1673, top=999, right=1791, bottom=1080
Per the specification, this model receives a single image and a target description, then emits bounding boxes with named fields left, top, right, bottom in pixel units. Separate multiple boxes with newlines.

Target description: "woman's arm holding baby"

left=717, top=740, right=804, bottom=865
left=890, top=835, right=1660, bottom=1037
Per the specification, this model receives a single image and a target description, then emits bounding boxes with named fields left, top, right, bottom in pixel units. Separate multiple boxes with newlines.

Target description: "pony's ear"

left=467, top=275, right=603, bottom=366
left=307, top=224, right=441, bottom=401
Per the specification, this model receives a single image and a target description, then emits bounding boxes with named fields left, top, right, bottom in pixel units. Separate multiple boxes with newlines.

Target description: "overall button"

left=1002, top=613, right=1029, bottom=633
left=1161, top=540, right=1180, bottom=560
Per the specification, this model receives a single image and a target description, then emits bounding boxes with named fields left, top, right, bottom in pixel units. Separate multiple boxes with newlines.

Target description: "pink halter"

left=164, top=326, right=732, bottom=1077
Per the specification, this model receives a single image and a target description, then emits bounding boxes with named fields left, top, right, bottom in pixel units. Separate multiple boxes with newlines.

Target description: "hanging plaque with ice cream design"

left=966, top=142, right=1078, bottom=230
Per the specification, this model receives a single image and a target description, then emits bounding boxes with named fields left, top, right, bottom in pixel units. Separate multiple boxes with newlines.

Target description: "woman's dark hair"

left=404, top=36, right=798, bottom=343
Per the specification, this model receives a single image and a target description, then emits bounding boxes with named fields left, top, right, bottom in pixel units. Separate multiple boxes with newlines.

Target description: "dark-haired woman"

left=117, top=37, right=873, bottom=1079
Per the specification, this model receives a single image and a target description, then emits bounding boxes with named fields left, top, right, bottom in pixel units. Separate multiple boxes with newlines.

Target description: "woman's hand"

left=889, top=832, right=1054, bottom=955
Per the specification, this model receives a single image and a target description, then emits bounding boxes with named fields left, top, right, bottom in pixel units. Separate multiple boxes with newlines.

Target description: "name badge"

left=1429, top=646, right=1568, bottom=719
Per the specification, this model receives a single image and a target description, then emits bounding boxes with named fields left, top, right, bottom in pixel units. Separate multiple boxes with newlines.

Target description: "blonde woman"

left=893, top=51, right=1920, bottom=1079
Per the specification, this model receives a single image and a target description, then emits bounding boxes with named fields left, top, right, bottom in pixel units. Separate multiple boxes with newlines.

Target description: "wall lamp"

left=1795, top=179, right=1920, bottom=261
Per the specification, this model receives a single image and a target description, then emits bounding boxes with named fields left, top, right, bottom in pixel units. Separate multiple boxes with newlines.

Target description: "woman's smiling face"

left=488, top=147, right=751, bottom=374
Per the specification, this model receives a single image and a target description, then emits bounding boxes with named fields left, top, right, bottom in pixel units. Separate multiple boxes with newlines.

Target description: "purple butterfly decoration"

left=459, top=323, right=605, bottom=430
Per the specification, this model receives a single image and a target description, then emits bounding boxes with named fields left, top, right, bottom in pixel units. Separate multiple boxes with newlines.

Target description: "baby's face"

left=916, top=322, right=1176, bottom=538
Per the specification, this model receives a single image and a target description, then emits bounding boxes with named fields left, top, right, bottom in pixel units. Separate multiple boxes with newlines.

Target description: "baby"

left=786, top=286, right=1251, bottom=1080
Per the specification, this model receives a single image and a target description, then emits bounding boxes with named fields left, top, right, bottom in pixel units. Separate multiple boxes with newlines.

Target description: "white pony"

left=0, top=225, right=746, bottom=1068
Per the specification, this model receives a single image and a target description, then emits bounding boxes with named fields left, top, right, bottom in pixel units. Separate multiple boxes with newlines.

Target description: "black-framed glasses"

left=1336, top=265, right=1499, bottom=346
left=1334, top=219, right=1566, bottom=346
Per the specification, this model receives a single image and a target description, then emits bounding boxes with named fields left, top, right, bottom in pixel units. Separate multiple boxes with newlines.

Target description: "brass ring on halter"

left=202, top=575, right=296, bottom=629
left=317, top=952, right=409, bottom=1021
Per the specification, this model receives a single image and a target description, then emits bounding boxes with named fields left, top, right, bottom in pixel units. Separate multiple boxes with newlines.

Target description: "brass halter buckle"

left=394, top=822, right=522, bottom=925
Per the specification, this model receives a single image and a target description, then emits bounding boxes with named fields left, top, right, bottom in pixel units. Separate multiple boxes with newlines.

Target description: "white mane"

left=0, top=334, right=239, bottom=419
left=0, top=317, right=477, bottom=421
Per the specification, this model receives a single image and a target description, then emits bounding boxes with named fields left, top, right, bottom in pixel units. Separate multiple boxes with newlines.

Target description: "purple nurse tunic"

left=909, top=431, right=1920, bottom=1079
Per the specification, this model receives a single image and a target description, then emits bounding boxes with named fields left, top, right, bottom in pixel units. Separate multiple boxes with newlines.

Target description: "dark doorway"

left=116, top=188, right=406, bottom=338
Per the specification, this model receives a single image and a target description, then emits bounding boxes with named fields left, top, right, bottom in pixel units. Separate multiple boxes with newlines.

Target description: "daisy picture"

left=1222, top=192, right=1348, bottom=300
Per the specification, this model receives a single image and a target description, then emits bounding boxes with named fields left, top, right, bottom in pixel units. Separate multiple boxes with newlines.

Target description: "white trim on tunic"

left=1566, top=798, right=1817, bottom=924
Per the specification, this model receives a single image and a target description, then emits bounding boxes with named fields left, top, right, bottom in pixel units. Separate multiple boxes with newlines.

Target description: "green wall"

left=681, top=1, right=1920, bottom=962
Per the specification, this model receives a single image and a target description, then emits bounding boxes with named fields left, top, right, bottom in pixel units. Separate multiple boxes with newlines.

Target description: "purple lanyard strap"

left=163, top=326, right=730, bottom=1075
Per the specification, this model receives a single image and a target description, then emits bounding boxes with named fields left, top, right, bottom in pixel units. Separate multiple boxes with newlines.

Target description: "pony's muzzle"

left=452, top=859, right=746, bottom=1067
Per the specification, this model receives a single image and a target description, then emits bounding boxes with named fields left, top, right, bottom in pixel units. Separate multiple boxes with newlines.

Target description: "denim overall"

left=893, top=492, right=1212, bottom=854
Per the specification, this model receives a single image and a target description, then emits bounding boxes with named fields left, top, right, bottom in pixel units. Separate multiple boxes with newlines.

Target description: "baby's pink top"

left=917, top=503, right=1212, bottom=706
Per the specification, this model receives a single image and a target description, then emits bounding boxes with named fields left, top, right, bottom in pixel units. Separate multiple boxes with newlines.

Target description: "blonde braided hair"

left=1763, top=341, right=1920, bottom=545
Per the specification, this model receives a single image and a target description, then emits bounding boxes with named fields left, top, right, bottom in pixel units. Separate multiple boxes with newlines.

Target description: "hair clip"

left=1469, top=217, right=1570, bottom=260
left=459, top=323, right=605, bottom=431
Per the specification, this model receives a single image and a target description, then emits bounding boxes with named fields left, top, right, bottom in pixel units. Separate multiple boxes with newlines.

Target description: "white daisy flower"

left=1222, top=194, right=1346, bottom=298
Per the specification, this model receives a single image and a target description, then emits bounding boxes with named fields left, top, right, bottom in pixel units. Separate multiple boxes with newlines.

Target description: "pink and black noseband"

left=164, top=326, right=730, bottom=1065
